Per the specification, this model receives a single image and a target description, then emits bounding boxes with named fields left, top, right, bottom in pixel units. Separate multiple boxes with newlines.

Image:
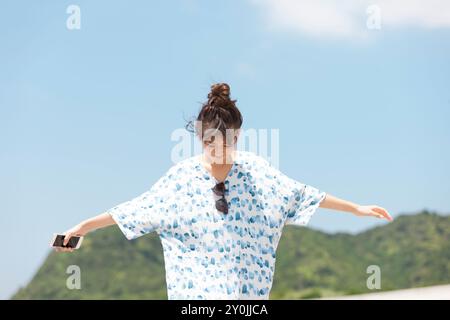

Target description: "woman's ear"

left=234, top=129, right=241, bottom=143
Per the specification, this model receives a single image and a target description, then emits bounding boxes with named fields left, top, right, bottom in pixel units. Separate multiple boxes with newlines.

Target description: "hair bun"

left=185, top=81, right=242, bottom=137
left=208, top=83, right=231, bottom=101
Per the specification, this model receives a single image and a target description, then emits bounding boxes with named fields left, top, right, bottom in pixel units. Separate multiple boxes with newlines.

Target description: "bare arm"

left=56, top=212, right=116, bottom=252
left=319, top=193, right=393, bottom=221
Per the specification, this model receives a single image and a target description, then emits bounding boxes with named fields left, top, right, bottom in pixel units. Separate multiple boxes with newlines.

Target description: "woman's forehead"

left=202, top=128, right=238, bottom=140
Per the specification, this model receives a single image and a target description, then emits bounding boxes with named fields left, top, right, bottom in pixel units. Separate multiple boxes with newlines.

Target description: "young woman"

left=56, top=83, right=393, bottom=299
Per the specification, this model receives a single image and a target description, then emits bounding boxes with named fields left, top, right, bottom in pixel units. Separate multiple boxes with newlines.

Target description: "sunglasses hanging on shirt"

left=212, top=182, right=228, bottom=214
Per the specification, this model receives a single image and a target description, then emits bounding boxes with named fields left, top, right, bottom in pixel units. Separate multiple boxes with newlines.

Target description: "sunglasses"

left=212, top=182, right=228, bottom=214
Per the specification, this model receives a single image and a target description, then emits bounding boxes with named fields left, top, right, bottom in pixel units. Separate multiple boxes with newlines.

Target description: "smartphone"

left=50, top=233, right=83, bottom=249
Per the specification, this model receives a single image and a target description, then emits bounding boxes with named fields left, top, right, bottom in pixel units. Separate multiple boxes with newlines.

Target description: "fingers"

left=63, top=232, right=73, bottom=246
left=55, top=229, right=79, bottom=253
left=357, top=205, right=394, bottom=221
left=372, top=206, right=393, bottom=221
left=369, top=210, right=384, bottom=219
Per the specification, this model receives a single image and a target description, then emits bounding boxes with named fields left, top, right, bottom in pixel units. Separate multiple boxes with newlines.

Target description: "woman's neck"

left=200, top=151, right=236, bottom=182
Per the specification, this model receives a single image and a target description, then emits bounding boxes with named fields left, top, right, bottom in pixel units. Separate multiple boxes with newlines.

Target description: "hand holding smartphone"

left=50, top=233, right=84, bottom=251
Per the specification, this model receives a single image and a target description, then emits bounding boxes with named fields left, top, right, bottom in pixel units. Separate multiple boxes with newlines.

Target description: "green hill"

left=12, top=211, right=450, bottom=299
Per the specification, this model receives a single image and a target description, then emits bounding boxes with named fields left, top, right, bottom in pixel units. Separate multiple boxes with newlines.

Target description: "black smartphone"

left=50, top=234, right=83, bottom=249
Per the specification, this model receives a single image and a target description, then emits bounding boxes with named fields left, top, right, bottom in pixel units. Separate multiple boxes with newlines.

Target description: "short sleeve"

left=257, top=155, right=327, bottom=227
left=283, top=179, right=327, bottom=227
left=106, top=168, right=176, bottom=240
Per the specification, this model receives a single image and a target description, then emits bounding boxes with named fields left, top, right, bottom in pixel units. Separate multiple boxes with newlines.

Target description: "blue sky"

left=1, top=0, right=449, bottom=299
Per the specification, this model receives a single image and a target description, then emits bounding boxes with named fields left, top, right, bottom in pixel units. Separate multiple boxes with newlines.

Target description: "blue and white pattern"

left=107, top=150, right=327, bottom=299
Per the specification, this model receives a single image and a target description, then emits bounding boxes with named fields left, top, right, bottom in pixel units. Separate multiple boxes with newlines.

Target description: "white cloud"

left=249, top=0, right=450, bottom=38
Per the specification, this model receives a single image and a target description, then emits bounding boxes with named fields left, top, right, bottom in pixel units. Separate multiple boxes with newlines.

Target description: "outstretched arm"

left=319, top=193, right=393, bottom=221
left=55, top=213, right=116, bottom=253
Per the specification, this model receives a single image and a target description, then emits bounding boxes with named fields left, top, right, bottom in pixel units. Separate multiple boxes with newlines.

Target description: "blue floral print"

left=107, top=150, right=327, bottom=299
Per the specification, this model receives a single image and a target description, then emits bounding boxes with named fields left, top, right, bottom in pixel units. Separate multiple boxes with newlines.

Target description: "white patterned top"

left=107, top=150, right=327, bottom=299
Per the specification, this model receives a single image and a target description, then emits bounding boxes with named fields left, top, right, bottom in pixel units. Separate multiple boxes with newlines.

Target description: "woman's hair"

left=186, top=83, right=243, bottom=142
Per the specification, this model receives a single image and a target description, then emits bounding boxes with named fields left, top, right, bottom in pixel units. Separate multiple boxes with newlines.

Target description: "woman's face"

left=201, top=130, right=238, bottom=165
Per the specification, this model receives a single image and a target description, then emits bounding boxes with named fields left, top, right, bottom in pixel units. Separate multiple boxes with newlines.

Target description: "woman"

left=56, top=82, right=393, bottom=299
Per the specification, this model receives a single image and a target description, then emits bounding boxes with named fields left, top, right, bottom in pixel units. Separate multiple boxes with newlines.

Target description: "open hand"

left=354, top=205, right=393, bottom=221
